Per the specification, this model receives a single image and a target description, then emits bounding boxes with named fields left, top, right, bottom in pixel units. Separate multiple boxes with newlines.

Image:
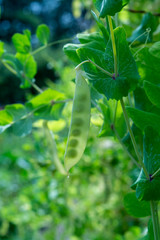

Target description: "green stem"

left=150, top=201, right=160, bottom=240
left=112, top=125, right=141, bottom=168
left=1, top=60, right=17, bottom=75
left=27, top=78, right=43, bottom=93
left=107, top=16, right=118, bottom=77
left=31, top=37, right=75, bottom=55
left=151, top=168, right=160, bottom=179
left=75, top=59, right=113, bottom=78
left=120, top=98, right=149, bottom=179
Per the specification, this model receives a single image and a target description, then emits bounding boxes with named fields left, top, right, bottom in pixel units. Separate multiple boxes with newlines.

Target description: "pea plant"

left=0, top=0, right=160, bottom=239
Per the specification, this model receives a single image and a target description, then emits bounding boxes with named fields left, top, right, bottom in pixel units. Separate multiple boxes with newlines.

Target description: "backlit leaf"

left=95, top=0, right=129, bottom=17
left=12, top=33, right=31, bottom=54
left=36, top=24, right=50, bottom=45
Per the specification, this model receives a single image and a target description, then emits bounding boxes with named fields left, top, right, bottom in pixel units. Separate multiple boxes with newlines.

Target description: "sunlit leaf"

left=12, top=33, right=31, bottom=54
left=36, top=24, right=50, bottom=45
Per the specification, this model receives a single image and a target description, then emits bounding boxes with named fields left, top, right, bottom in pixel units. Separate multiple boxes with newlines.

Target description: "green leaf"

left=124, top=192, right=150, bottom=218
left=149, top=41, right=160, bottom=59
left=27, top=89, right=65, bottom=109
left=12, top=118, right=32, bottom=137
left=135, top=47, right=160, bottom=85
left=128, top=13, right=158, bottom=43
left=95, top=0, right=129, bottom=17
left=63, top=43, right=81, bottom=64
left=24, top=55, right=37, bottom=79
left=26, top=89, right=65, bottom=121
left=126, top=107, right=160, bottom=134
left=0, top=110, right=13, bottom=125
left=2, top=53, right=23, bottom=74
left=64, top=27, right=139, bottom=100
left=12, top=33, right=31, bottom=54
left=23, top=29, right=31, bottom=42
left=98, top=102, right=112, bottom=137
left=0, top=110, right=13, bottom=134
left=36, top=24, right=50, bottom=45
left=133, top=127, right=160, bottom=201
left=5, top=104, right=27, bottom=121
left=16, top=53, right=37, bottom=79
left=77, top=27, right=139, bottom=100
left=91, top=10, right=109, bottom=43
left=0, top=41, right=4, bottom=57
left=77, top=32, right=106, bottom=50
left=144, top=81, right=160, bottom=109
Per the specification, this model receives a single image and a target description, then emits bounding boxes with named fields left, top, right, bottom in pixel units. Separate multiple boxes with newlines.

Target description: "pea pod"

left=64, top=70, right=91, bottom=172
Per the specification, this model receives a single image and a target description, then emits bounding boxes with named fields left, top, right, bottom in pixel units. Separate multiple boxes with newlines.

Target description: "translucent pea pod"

left=64, top=70, right=91, bottom=172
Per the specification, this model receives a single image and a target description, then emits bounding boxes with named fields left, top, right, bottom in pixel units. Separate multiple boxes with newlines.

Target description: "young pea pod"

left=64, top=70, right=91, bottom=172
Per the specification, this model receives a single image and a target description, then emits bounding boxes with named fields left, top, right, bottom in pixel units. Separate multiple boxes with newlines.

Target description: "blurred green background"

left=0, top=0, right=160, bottom=239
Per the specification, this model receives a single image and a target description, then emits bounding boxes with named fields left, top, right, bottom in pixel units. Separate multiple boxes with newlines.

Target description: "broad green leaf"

left=24, top=55, right=37, bottom=79
left=0, top=110, right=13, bottom=125
left=144, top=81, right=160, bottom=108
left=64, top=27, right=139, bottom=100
left=0, top=41, right=4, bottom=57
left=26, top=89, right=65, bottom=121
left=0, top=110, right=13, bottom=134
left=64, top=39, right=105, bottom=65
left=77, top=32, right=106, bottom=49
left=135, top=47, right=160, bottom=85
left=98, top=102, right=112, bottom=137
left=128, top=13, right=158, bottom=43
left=63, top=43, right=81, bottom=64
left=36, top=24, right=50, bottom=45
left=32, top=104, right=64, bottom=121
left=77, top=27, right=139, bottom=100
left=12, top=33, right=31, bottom=54
left=123, top=192, right=150, bottom=217
left=27, top=89, right=65, bottom=109
left=91, top=10, right=109, bottom=43
left=23, top=29, right=31, bottom=42
left=126, top=107, right=160, bottom=134
left=133, top=127, right=160, bottom=201
left=16, top=53, right=37, bottom=79
left=12, top=118, right=32, bottom=137
left=95, top=0, right=129, bottom=17
left=2, top=53, right=23, bottom=74
left=149, top=41, right=160, bottom=59
left=5, top=104, right=27, bottom=121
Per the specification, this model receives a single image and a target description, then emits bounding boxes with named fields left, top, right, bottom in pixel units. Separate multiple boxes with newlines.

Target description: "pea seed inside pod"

left=72, top=118, right=83, bottom=127
left=73, top=104, right=84, bottom=113
left=71, top=129, right=81, bottom=136
left=68, top=139, right=78, bottom=147
left=77, top=94, right=88, bottom=101
left=66, top=149, right=77, bottom=158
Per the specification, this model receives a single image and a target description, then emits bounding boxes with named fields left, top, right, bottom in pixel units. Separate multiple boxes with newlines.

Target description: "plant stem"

left=75, top=59, right=113, bottom=78
left=112, top=125, right=141, bottom=168
left=107, top=16, right=118, bottom=77
left=151, top=168, right=160, bottom=179
left=150, top=201, right=160, bottom=240
left=27, top=78, right=43, bottom=93
left=31, top=37, right=75, bottom=55
left=120, top=98, right=149, bottom=179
